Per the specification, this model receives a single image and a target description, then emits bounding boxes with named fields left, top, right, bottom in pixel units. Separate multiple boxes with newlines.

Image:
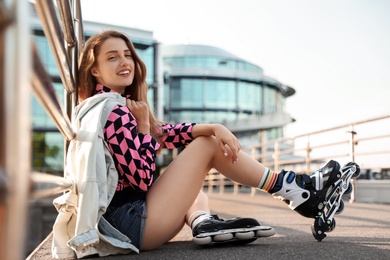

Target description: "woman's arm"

left=159, top=123, right=196, bottom=149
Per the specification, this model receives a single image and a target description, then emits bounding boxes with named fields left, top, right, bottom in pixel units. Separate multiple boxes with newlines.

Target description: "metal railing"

left=1, top=1, right=33, bottom=260
left=0, top=1, right=82, bottom=259
left=204, top=114, right=390, bottom=197
left=31, top=0, right=82, bottom=196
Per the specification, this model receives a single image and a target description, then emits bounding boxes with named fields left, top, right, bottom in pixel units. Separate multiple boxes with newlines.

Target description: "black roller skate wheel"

left=336, top=200, right=344, bottom=214
left=326, top=219, right=336, bottom=232
left=312, top=218, right=327, bottom=242
left=351, top=163, right=360, bottom=178
left=344, top=184, right=353, bottom=195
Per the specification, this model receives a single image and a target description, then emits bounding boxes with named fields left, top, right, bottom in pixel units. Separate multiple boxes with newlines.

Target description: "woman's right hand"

left=126, top=99, right=150, bottom=134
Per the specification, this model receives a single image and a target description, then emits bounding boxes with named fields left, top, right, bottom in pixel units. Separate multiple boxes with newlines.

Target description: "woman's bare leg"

left=185, top=190, right=210, bottom=225
left=142, top=136, right=268, bottom=250
left=142, top=137, right=213, bottom=250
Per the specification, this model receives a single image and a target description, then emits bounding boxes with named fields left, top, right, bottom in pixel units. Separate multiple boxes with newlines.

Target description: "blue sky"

left=81, top=0, right=390, bottom=137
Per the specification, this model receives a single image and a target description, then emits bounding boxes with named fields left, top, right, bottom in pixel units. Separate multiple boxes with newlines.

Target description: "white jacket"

left=52, top=92, right=139, bottom=259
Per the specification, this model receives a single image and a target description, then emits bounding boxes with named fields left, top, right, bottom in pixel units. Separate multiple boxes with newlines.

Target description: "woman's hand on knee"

left=192, top=124, right=241, bottom=163
left=213, top=124, right=241, bottom=163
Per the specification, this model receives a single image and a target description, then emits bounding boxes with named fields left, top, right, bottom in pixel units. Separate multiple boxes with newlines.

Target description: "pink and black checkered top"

left=96, top=84, right=195, bottom=206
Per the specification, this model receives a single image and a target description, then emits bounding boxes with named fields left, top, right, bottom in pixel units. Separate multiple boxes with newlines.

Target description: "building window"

left=32, top=82, right=64, bottom=129
left=204, top=79, right=236, bottom=109
left=33, top=35, right=59, bottom=75
left=264, top=85, right=277, bottom=114
left=238, top=81, right=262, bottom=112
left=204, top=111, right=236, bottom=123
left=266, top=127, right=283, bottom=141
left=168, top=79, right=203, bottom=108
left=32, top=131, right=64, bottom=175
left=138, top=46, right=154, bottom=84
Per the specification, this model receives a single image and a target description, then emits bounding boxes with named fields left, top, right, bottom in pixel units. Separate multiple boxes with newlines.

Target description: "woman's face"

left=92, top=37, right=135, bottom=93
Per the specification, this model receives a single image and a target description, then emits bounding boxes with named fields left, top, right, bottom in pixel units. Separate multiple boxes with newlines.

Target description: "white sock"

left=188, top=210, right=212, bottom=229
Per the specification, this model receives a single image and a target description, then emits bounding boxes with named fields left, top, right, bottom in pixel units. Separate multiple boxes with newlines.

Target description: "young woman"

left=53, top=29, right=355, bottom=258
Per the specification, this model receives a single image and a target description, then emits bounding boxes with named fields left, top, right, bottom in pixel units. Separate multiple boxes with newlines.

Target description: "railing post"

left=250, top=186, right=256, bottom=197
left=273, top=141, right=279, bottom=173
left=0, top=2, right=11, bottom=258
left=258, top=129, right=266, bottom=164
left=219, top=174, right=224, bottom=195
left=0, top=169, right=6, bottom=260
left=305, top=139, right=311, bottom=174
left=250, top=147, right=256, bottom=160
left=348, top=125, right=357, bottom=162
left=348, top=125, right=357, bottom=203
left=3, top=0, right=31, bottom=259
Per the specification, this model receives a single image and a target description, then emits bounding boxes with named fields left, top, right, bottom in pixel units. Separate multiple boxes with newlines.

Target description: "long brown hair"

left=78, top=30, right=163, bottom=140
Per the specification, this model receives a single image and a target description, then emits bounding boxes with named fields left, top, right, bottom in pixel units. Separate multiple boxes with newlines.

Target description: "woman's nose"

left=120, top=55, right=130, bottom=65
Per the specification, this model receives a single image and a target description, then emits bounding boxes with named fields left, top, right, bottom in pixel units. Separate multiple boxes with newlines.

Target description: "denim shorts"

left=103, top=200, right=147, bottom=249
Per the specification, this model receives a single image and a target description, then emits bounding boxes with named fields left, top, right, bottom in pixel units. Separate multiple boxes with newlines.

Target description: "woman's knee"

left=188, top=136, right=218, bottom=153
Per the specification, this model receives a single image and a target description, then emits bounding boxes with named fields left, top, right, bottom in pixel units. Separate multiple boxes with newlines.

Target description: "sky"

left=80, top=0, right=390, bottom=137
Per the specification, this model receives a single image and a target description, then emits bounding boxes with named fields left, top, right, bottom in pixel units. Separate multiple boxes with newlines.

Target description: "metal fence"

left=0, top=1, right=81, bottom=259
left=204, top=114, right=390, bottom=197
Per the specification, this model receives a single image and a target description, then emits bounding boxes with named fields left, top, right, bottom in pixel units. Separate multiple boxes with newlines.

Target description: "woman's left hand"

left=192, top=124, right=241, bottom=163
left=213, top=124, right=241, bottom=163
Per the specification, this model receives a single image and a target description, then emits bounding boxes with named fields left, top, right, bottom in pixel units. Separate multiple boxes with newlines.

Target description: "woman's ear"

left=91, top=67, right=99, bottom=76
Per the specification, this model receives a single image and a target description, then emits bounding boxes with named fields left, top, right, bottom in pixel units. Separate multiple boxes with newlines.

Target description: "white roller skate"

left=271, top=160, right=360, bottom=241
left=192, top=214, right=276, bottom=246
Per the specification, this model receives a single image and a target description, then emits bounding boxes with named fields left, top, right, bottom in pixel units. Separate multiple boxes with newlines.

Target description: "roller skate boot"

left=192, top=214, right=276, bottom=246
left=271, top=160, right=360, bottom=241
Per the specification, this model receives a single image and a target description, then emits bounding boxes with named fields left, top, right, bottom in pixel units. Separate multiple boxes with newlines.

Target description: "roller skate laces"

left=192, top=214, right=276, bottom=246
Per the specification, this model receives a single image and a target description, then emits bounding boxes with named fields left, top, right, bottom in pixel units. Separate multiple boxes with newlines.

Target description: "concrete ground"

left=28, top=190, right=390, bottom=260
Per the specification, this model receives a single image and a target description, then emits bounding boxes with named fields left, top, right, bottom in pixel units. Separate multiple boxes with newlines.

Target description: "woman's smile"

left=117, top=69, right=131, bottom=76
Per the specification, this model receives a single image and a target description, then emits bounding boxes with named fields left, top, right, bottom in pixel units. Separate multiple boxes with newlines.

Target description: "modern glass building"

left=162, top=44, right=295, bottom=146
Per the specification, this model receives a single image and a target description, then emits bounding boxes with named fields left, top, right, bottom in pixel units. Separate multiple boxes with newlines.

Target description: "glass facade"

left=31, top=28, right=156, bottom=174
left=165, top=78, right=269, bottom=123
left=163, top=45, right=293, bottom=144
left=32, top=31, right=65, bottom=174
